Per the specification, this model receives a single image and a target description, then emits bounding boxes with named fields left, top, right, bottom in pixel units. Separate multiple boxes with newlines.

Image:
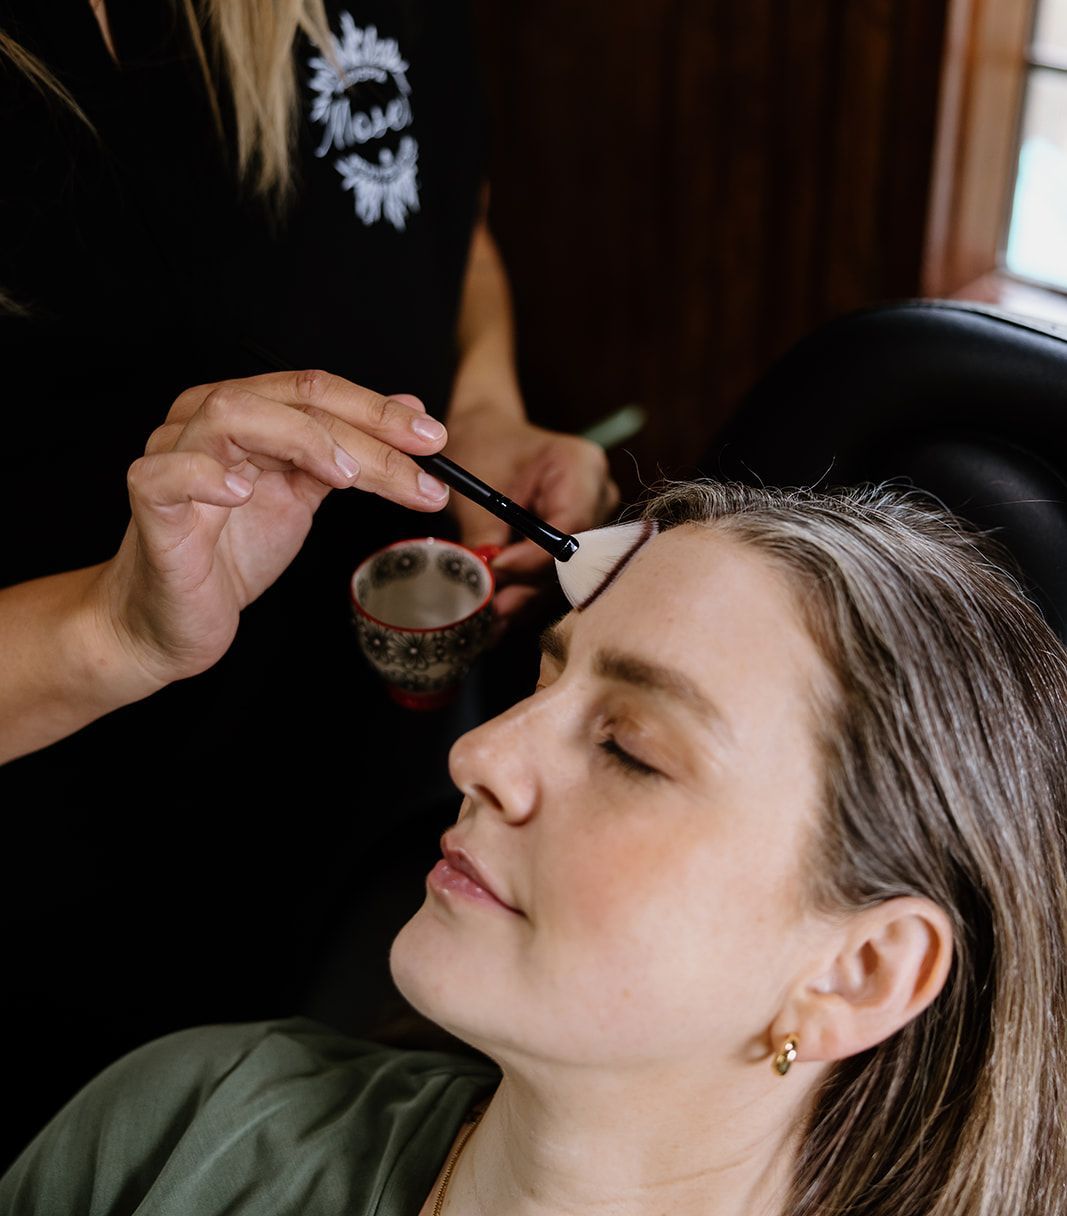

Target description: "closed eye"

left=598, top=737, right=661, bottom=778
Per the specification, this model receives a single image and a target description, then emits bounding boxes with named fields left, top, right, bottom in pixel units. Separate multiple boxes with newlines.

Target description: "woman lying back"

left=4, top=479, right=1066, bottom=1216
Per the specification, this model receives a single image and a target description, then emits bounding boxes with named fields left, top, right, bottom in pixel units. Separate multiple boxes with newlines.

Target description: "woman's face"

left=390, top=524, right=834, bottom=1072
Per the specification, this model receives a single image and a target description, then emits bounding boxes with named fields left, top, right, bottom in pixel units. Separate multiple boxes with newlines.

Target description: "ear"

left=774, top=897, right=955, bottom=1064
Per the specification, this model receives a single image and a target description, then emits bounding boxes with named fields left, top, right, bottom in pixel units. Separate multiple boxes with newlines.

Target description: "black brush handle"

left=234, top=339, right=580, bottom=559
left=414, top=453, right=579, bottom=562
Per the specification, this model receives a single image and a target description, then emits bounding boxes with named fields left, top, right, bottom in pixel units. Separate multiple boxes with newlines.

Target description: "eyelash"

left=535, top=681, right=662, bottom=781
left=598, top=736, right=660, bottom=779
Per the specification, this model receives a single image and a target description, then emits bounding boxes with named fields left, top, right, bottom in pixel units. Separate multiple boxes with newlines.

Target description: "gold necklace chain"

left=433, top=1101, right=488, bottom=1216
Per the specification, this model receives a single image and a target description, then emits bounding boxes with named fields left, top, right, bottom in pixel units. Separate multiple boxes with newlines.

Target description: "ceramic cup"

left=350, top=537, right=500, bottom=710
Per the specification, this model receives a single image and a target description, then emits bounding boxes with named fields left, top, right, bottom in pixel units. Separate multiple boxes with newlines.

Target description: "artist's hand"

left=95, top=371, right=451, bottom=690
left=444, top=407, right=619, bottom=624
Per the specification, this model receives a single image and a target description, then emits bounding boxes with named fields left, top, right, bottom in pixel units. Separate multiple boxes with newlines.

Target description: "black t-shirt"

left=0, top=0, right=494, bottom=1163
left=2, top=0, right=486, bottom=577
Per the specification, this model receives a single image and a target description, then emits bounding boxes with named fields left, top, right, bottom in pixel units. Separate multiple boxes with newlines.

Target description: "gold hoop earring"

left=773, top=1034, right=799, bottom=1076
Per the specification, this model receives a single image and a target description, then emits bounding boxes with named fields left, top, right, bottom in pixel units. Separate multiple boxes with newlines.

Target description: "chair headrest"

left=703, top=300, right=1067, bottom=642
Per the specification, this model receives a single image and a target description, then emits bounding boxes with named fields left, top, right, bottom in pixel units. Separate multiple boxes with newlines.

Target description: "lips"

left=440, top=834, right=521, bottom=913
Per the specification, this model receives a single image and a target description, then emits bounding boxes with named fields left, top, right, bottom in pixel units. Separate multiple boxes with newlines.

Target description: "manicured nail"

left=417, top=471, right=449, bottom=502
left=334, top=447, right=361, bottom=480
left=410, top=414, right=446, bottom=441
left=225, top=473, right=253, bottom=497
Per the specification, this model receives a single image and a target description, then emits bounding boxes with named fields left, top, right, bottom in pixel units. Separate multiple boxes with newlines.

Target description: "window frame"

left=921, top=0, right=1067, bottom=320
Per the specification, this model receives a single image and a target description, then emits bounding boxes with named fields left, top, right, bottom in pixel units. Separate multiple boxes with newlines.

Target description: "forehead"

left=562, top=524, right=827, bottom=721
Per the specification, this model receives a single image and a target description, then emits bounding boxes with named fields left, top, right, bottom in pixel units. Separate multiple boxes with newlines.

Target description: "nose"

left=448, top=697, right=541, bottom=825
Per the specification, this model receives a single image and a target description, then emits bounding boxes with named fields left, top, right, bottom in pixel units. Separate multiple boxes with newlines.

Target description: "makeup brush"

left=237, top=337, right=658, bottom=612
left=411, top=452, right=579, bottom=561
left=412, top=455, right=659, bottom=610
left=552, top=519, right=659, bottom=611
left=237, top=337, right=585, bottom=565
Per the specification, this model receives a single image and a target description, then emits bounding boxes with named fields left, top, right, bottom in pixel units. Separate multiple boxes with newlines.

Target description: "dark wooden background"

left=471, top=0, right=952, bottom=502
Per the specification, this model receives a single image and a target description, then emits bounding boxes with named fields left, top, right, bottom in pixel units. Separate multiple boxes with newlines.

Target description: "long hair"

left=198, top=0, right=331, bottom=202
left=0, top=0, right=331, bottom=203
left=0, top=29, right=94, bottom=315
left=641, top=480, right=1067, bottom=1216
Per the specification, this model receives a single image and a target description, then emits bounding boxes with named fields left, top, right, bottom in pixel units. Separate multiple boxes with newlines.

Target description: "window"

left=1005, top=1, right=1067, bottom=290
left=923, top=0, right=1067, bottom=324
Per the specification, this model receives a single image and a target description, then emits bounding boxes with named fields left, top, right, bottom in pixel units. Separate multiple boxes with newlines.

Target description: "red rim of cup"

left=349, top=537, right=501, bottom=634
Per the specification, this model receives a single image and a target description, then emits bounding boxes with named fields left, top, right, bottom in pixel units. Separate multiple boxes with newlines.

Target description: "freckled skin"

left=391, top=526, right=829, bottom=1072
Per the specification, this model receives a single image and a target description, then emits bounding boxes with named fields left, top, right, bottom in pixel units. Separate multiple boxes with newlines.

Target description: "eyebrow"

left=539, top=620, right=570, bottom=666
left=539, top=621, right=729, bottom=731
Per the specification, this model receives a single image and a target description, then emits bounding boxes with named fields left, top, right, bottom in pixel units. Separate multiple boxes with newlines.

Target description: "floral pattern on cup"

left=437, top=550, right=486, bottom=592
left=432, top=613, right=491, bottom=663
left=370, top=545, right=428, bottom=587
left=353, top=605, right=493, bottom=690
left=351, top=537, right=496, bottom=708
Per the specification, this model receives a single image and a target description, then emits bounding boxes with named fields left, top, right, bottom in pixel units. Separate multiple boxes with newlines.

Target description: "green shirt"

left=0, top=1016, right=501, bottom=1215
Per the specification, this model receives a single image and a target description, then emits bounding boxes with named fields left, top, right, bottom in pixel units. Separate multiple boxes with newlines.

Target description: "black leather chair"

left=702, top=299, right=1067, bottom=642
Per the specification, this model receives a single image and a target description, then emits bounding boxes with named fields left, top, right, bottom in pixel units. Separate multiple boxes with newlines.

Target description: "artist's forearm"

left=0, top=564, right=157, bottom=764
left=448, top=220, right=525, bottom=424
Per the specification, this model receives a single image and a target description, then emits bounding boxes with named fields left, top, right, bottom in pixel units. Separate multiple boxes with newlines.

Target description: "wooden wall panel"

left=471, top=0, right=951, bottom=498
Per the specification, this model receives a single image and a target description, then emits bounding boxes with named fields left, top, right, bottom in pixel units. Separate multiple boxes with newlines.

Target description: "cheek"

left=535, top=810, right=797, bottom=1009
left=550, top=822, right=679, bottom=931
left=542, top=800, right=764, bottom=940
left=530, top=825, right=711, bottom=1008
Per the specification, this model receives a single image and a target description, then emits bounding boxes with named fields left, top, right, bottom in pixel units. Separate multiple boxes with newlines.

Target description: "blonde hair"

left=1, top=0, right=332, bottom=202
left=198, top=0, right=331, bottom=202
left=643, top=480, right=1067, bottom=1216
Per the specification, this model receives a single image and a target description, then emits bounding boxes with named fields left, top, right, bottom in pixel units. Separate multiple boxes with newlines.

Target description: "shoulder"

left=37, top=1013, right=496, bottom=1130
left=99, top=1014, right=399, bottom=1085
left=56, top=1014, right=489, bottom=1096
left=0, top=1016, right=498, bottom=1215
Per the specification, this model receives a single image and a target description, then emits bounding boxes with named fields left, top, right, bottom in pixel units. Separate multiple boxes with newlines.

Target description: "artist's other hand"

left=96, top=370, right=450, bottom=690
left=443, top=407, right=619, bottom=625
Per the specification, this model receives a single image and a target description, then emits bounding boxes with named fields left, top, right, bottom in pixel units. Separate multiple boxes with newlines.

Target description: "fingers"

left=168, top=382, right=450, bottom=512
left=598, top=472, right=622, bottom=521
left=489, top=451, right=616, bottom=578
left=126, top=450, right=259, bottom=555
left=168, top=371, right=439, bottom=454
left=531, top=439, right=616, bottom=532
left=388, top=392, right=427, bottom=414
left=129, top=451, right=258, bottom=510
left=173, top=385, right=362, bottom=486
left=493, top=583, right=542, bottom=620
left=144, top=422, right=182, bottom=456
left=488, top=583, right=546, bottom=645
left=453, top=499, right=512, bottom=552
left=492, top=538, right=554, bottom=577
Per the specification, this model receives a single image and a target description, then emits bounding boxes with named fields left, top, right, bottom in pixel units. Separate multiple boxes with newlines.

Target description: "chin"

left=388, top=900, right=501, bottom=1052
left=389, top=901, right=460, bottom=1024
left=388, top=903, right=428, bottom=996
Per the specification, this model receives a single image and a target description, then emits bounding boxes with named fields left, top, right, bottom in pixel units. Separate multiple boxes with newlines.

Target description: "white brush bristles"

left=554, top=519, right=659, bottom=610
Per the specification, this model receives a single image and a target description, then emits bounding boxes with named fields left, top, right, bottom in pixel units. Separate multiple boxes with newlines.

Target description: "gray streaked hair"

left=641, top=480, right=1067, bottom=1216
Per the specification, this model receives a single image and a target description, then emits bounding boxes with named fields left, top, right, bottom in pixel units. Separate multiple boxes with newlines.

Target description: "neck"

left=441, top=1054, right=811, bottom=1216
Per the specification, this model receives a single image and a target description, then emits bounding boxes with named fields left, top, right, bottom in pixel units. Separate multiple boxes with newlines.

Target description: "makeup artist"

left=0, top=0, right=616, bottom=1162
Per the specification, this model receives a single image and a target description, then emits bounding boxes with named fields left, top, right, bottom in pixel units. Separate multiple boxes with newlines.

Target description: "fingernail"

left=225, top=473, right=253, bottom=497
left=334, top=447, right=361, bottom=480
left=417, top=471, right=449, bottom=502
left=410, top=414, right=446, bottom=441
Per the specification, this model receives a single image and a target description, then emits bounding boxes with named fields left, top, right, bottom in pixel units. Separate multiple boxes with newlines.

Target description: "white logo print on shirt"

left=307, top=15, right=420, bottom=231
